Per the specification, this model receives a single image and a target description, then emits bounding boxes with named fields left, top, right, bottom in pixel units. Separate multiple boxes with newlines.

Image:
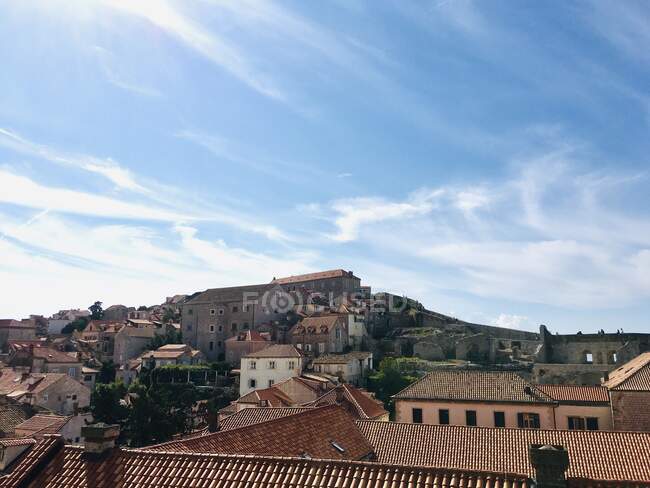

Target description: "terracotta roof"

left=290, top=315, right=346, bottom=335
left=306, top=384, right=388, bottom=420
left=146, top=405, right=374, bottom=460
left=0, top=434, right=61, bottom=488
left=185, top=283, right=271, bottom=304
left=14, top=414, right=70, bottom=437
left=237, top=386, right=294, bottom=407
left=0, top=402, right=32, bottom=436
left=243, top=344, right=302, bottom=358
left=0, top=437, right=36, bottom=447
left=357, top=420, right=650, bottom=483
left=535, top=384, right=610, bottom=403
left=603, top=352, right=650, bottom=391
left=219, top=407, right=313, bottom=431
left=225, top=330, right=268, bottom=342
left=0, top=369, right=69, bottom=397
left=393, top=370, right=555, bottom=403
left=30, top=347, right=79, bottom=363
left=272, top=269, right=357, bottom=284
left=18, top=442, right=532, bottom=488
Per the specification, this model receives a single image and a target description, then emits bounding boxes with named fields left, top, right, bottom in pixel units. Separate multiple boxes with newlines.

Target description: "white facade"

left=239, top=352, right=303, bottom=396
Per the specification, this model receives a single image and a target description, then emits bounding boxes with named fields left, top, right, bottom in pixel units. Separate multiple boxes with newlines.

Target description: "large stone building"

left=181, top=269, right=364, bottom=361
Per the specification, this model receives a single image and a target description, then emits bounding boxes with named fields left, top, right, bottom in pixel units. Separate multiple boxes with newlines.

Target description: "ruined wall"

left=532, top=363, right=613, bottom=385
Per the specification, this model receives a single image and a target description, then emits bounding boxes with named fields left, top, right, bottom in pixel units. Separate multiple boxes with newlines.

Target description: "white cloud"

left=102, top=0, right=286, bottom=101
left=92, top=46, right=162, bottom=97
left=0, top=169, right=191, bottom=222
left=492, top=313, right=529, bottom=330
left=0, top=128, right=148, bottom=193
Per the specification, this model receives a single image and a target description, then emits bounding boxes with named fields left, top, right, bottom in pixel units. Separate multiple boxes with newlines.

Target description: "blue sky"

left=1, top=0, right=649, bottom=333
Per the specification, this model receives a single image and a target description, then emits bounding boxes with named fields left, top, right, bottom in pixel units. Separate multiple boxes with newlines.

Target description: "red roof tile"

left=146, top=405, right=374, bottom=460
left=306, top=384, right=388, bottom=420
left=0, top=434, right=62, bottom=488
left=604, top=352, right=650, bottom=391
left=535, top=384, right=610, bottom=403
left=22, top=446, right=531, bottom=488
left=357, top=420, right=650, bottom=483
left=393, top=370, right=555, bottom=403
left=219, top=407, right=313, bottom=431
left=13, top=414, right=71, bottom=437
left=243, top=344, right=302, bottom=358
left=272, top=269, right=356, bottom=284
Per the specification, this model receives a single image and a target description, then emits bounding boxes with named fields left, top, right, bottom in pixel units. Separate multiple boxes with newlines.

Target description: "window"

left=249, top=378, right=256, bottom=388
left=268, top=379, right=275, bottom=387
left=84, top=375, right=92, bottom=382
left=586, top=417, right=599, bottom=431
left=187, top=324, right=192, bottom=331
left=232, top=305, right=238, bottom=313
left=43, top=393, right=48, bottom=401
left=210, top=309, right=216, bottom=316
left=305, top=344, right=312, bottom=352
left=218, top=325, right=223, bottom=332
left=318, top=342, right=325, bottom=353
left=218, top=308, right=224, bottom=316
left=494, top=411, right=505, bottom=428
left=438, top=409, right=449, bottom=425
left=584, top=351, right=593, bottom=364
left=568, top=417, right=585, bottom=430
left=517, top=413, right=541, bottom=429
left=243, top=322, right=249, bottom=329
left=68, top=368, right=76, bottom=377
left=250, top=361, right=257, bottom=369
left=231, top=323, right=238, bottom=332
left=244, top=305, right=250, bottom=312
left=72, top=394, right=77, bottom=400
left=412, top=408, right=423, bottom=424
left=217, top=341, right=222, bottom=347
left=209, top=341, right=214, bottom=351
left=335, top=328, right=341, bottom=339
left=188, top=308, right=193, bottom=315
left=269, top=361, right=276, bottom=369
left=466, top=410, right=477, bottom=426
left=288, top=360, right=296, bottom=369
left=209, top=325, right=215, bottom=332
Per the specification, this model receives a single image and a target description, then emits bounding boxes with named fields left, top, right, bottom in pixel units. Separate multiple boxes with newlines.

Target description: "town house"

left=239, top=345, right=303, bottom=396
left=289, top=315, right=348, bottom=357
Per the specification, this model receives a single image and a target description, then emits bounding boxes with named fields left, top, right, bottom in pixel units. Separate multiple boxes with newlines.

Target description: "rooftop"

left=2, top=436, right=531, bottom=488
left=306, top=384, right=387, bottom=420
left=219, top=407, right=313, bottom=431
left=272, top=269, right=358, bottom=285
left=393, top=370, right=555, bottom=404
left=603, top=352, right=650, bottom=391
left=535, top=384, right=610, bottom=403
left=13, top=414, right=70, bottom=437
left=357, top=420, right=650, bottom=483
left=243, top=344, right=302, bottom=358
left=290, top=315, right=345, bottom=335
left=146, top=405, right=374, bottom=461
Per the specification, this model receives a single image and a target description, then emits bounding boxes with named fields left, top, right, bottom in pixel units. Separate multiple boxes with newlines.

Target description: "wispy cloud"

left=92, top=45, right=162, bottom=97
left=102, top=0, right=287, bottom=101
left=0, top=128, right=148, bottom=193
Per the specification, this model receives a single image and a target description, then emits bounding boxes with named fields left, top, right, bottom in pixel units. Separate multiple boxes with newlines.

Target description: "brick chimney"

left=81, top=423, right=119, bottom=458
left=529, top=444, right=570, bottom=488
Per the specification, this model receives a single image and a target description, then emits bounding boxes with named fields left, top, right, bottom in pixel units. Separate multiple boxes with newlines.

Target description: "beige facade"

left=239, top=345, right=304, bottom=396
left=395, top=399, right=557, bottom=428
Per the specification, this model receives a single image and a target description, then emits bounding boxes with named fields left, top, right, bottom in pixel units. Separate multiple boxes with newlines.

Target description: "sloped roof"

left=393, top=370, right=555, bottom=404
left=0, top=369, right=69, bottom=396
left=357, top=420, right=650, bottom=483
left=272, top=269, right=357, bottom=284
left=535, top=384, right=610, bottom=403
left=13, top=414, right=71, bottom=437
left=306, top=384, right=387, bottom=420
left=0, top=434, right=61, bottom=488
left=146, top=405, right=374, bottom=461
left=0, top=437, right=36, bottom=448
left=290, top=315, right=345, bottom=335
left=225, top=330, right=268, bottom=342
left=9, top=440, right=532, bottom=488
left=184, top=283, right=270, bottom=304
left=219, top=407, right=313, bottom=431
left=603, top=352, right=650, bottom=391
left=237, top=387, right=294, bottom=407
left=30, top=347, right=79, bottom=364
left=243, top=344, right=302, bottom=358
left=0, top=401, right=32, bottom=436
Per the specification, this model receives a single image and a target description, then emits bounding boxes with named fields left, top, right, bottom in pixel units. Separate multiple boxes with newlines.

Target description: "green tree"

left=89, top=301, right=104, bottom=320
left=61, top=316, right=89, bottom=334
left=148, top=328, right=183, bottom=350
left=367, top=358, right=417, bottom=407
left=90, top=381, right=129, bottom=425
left=98, top=361, right=117, bottom=384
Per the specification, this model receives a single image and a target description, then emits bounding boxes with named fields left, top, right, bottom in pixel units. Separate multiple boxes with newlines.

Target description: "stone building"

left=0, top=319, right=37, bottom=352
left=239, top=345, right=304, bottom=396
left=312, top=351, right=373, bottom=385
left=288, top=315, right=348, bottom=357
left=603, top=352, right=650, bottom=432
left=181, top=269, right=364, bottom=361
left=225, top=330, right=272, bottom=366
left=533, top=325, right=650, bottom=384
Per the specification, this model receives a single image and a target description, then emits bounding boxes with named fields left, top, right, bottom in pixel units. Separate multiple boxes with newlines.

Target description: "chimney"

left=529, top=444, right=569, bottom=488
left=207, top=411, right=219, bottom=433
left=81, top=423, right=119, bottom=458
